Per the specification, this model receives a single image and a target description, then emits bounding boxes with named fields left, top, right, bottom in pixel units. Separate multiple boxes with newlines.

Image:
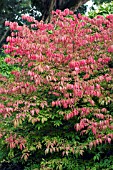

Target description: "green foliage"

left=88, top=1, right=113, bottom=18
left=93, top=0, right=112, bottom=6
left=23, top=146, right=113, bottom=169
left=0, top=53, right=20, bottom=78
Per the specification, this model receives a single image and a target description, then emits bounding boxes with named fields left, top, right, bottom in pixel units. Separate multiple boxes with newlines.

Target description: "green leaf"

left=48, top=30, right=53, bottom=34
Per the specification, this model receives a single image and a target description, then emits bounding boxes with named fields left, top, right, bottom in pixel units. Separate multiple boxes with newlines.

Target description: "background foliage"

left=88, top=1, right=113, bottom=18
left=93, top=0, right=112, bottom=5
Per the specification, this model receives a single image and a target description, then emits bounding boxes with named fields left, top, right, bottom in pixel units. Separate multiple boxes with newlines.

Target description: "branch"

left=59, top=0, right=89, bottom=11
left=0, top=28, right=10, bottom=49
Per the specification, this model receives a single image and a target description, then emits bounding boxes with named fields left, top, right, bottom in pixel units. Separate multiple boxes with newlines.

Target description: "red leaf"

left=107, top=138, right=111, bottom=144
left=92, top=127, right=96, bottom=135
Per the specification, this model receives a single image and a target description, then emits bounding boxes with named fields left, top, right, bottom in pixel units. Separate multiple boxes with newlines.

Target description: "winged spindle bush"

left=0, top=9, right=113, bottom=165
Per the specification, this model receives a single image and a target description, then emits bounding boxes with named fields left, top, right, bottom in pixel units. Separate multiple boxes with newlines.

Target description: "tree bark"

left=31, top=0, right=89, bottom=22
left=42, top=0, right=56, bottom=23
left=59, top=0, right=89, bottom=11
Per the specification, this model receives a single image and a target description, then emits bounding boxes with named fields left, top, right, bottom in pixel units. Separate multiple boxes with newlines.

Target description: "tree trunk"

left=31, top=0, right=89, bottom=22
left=42, top=0, right=56, bottom=23
left=59, top=0, right=89, bottom=11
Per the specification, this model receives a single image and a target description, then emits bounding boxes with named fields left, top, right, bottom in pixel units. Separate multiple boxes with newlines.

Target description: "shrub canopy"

left=0, top=9, right=113, bottom=168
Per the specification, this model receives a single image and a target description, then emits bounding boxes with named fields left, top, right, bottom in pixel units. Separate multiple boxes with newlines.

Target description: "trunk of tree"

left=42, top=0, right=56, bottom=23
left=32, top=0, right=89, bottom=22
left=59, top=0, right=89, bottom=11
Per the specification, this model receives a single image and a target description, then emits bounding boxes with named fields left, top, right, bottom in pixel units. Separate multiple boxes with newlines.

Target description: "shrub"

left=0, top=9, right=113, bottom=168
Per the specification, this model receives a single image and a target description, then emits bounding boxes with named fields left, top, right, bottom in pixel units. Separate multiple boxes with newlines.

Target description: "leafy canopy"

left=0, top=9, right=113, bottom=168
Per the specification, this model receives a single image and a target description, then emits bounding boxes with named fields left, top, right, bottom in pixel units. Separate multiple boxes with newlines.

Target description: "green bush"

left=0, top=9, right=113, bottom=169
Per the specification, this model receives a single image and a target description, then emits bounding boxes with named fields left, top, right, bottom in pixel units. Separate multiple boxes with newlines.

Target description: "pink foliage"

left=0, top=10, right=113, bottom=157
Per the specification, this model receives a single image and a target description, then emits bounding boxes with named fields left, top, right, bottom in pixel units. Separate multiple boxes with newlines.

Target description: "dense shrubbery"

left=0, top=9, right=113, bottom=169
